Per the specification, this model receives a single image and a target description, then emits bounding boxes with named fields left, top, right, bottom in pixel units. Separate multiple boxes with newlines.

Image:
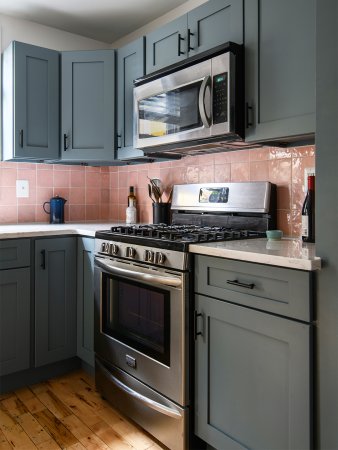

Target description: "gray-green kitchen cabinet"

left=116, top=38, right=145, bottom=161
left=60, top=50, right=115, bottom=164
left=0, top=239, right=31, bottom=376
left=77, top=237, right=94, bottom=367
left=244, top=0, right=315, bottom=142
left=146, top=0, right=243, bottom=74
left=35, top=237, right=77, bottom=367
left=2, top=41, right=59, bottom=161
left=194, top=255, right=312, bottom=450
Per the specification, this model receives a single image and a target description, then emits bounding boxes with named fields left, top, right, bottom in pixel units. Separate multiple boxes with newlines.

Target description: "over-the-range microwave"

left=133, top=42, right=244, bottom=157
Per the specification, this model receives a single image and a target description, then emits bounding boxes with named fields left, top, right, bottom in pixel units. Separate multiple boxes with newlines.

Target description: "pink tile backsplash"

left=0, top=145, right=315, bottom=236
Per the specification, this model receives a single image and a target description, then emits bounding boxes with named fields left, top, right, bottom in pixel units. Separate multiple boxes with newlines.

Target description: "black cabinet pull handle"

left=41, top=250, right=46, bottom=270
left=19, top=129, right=23, bottom=148
left=188, top=29, right=194, bottom=51
left=63, top=133, right=69, bottom=151
left=194, top=311, right=203, bottom=340
left=117, top=133, right=122, bottom=149
left=178, top=34, right=185, bottom=56
left=226, top=279, right=255, bottom=290
left=246, top=103, right=253, bottom=128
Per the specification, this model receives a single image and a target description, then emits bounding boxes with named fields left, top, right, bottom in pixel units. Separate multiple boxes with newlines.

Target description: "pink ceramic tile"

left=110, top=189, right=119, bottom=204
left=137, top=187, right=148, bottom=205
left=230, top=150, right=250, bottom=163
left=214, top=152, right=232, bottom=165
left=159, top=168, right=173, bottom=186
left=101, top=172, right=110, bottom=189
left=171, top=167, right=186, bottom=185
left=70, top=170, right=86, bottom=187
left=269, top=147, right=292, bottom=159
left=109, top=166, right=118, bottom=173
left=18, top=205, right=36, bottom=223
left=290, top=209, right=302, bottom=238
left=86, top=205, right=100, bottom=221
left=37, top=163, right=52, bottom=171
left=53, top=164, right=71, bottom=171
left=0, top=204, right=17, bottom=223
left=128, top=171, right=139, bottom=187
left=291, top=156, right=315, bottom=185
left=0, top=168, right=17, bottom=187
left=69, top=205, right=86, bottom=222
left=101, top=189, right=110, bottom=204
left=276, top=210, right=292, bottom=236
left=17, top=163, right=36, bottom=170
left=138, top=170, right=149, bottom=187
left=100, top=167, right=109, bottom=173
left=35, top=206, right=50, bottom=223
left=118, top=170, right=129, bottom=188
left=69, top=165, right=83, bottom=171
left=86, top=188, right=101, bottom=204
left=250, top=161, right=269, bottom=181
left=17, top=168, right=37, bottom=185
left=0, top=187, right=16, bottom=205
left=118, top=187, right=128, bottom=204
left=64, top=205, right=70, bottom=223
left=147, top=166, right=161, bottom=181
left=53, top=188, right=70, bottom=202
left=85, top=166, right=101, bottom=173
left=268, top=159, right=292, bottom=184
left=118, top=205, right=126, bottom=222
left=292, top=183, right=306, bottom=210
left=214, top=163, right=231, bottom=182
left=249, top=147, right=270, bottom=161
left=231, top=162, right=250, bottom=182
left=53, top=170, right=70, bottom=188
left=69, top=188, right=85, bottom=205
left=109, top=204, right=119, bottom=221
left=100, top=205, right=110, bottom=220
left=36, top=187, right=54, bottom=204
left=0, top=162, right=18, bottom=169
left=186, top=166, right=199, bottom=183
left=18, top=188, right=37, bottom=206
left=197, top=154, right=214, bottom=166
left=110, top=172, right=119, bottom=189
left=198, top=165, right=214, bottom=183
left=292, top=145, right=315, bottom=158
left=276, top=184, right=291, bottom=210
left=140, top=206, right=152, bottom=224
left=37, top=169, right=54, bottom=187
left=86, top=172, right=101, bottom=186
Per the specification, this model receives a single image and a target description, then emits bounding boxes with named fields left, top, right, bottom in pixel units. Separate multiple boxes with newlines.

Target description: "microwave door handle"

left=95, top=257, right=182, bottom=288
left=198, top=75, right=212, bottom=128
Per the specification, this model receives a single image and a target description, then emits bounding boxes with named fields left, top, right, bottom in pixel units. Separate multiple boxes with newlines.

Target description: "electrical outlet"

left=16, top=180, right=29, bottom=198
left=304, top=167, right=315, bottom=192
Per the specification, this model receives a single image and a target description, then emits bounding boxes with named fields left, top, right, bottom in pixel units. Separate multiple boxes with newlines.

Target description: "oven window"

left=101, top=274, right=170, bottom=366
left=138, top=81, right=203, bottom=139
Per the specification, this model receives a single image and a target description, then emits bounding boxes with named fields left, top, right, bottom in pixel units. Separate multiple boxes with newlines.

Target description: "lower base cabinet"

left=35, top=237, right=77, bottom=367
left=77, top=237, right=95, bottom=366
left=195, top=294, right=311, bottom=450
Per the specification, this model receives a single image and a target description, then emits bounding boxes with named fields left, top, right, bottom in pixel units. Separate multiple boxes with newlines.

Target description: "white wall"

left=0, top=13, right=109, bottom=52
left=111, top=0, right=208, bottom=48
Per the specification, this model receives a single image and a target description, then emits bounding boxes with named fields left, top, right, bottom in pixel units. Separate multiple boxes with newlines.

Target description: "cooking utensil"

left=148, top=178, right=163, bottom=202
left=167, top=187, right=173, bottom=204
left=148, top=184, right=155, bottom=203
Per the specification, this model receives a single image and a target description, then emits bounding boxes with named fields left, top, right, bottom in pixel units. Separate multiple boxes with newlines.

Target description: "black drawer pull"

left=194, top=311, right=203, bottom=340
left=41, top=250, right=46, bottom=270
left=178, top=33, right=185, bottom=56
left=226, top=279, right=255, bottom=289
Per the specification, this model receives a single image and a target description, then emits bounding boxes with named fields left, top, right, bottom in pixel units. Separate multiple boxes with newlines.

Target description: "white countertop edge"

left=189, top=243, right=321, bottom=271
left=0, top=223, right=116, bottom=239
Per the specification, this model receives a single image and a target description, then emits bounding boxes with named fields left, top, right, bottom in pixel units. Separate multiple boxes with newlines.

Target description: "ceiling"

left=0, top=0, right=191, bottom=44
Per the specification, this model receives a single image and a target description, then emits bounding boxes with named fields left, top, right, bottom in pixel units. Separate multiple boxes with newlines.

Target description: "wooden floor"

left=0, top=370, right=164, bottom=449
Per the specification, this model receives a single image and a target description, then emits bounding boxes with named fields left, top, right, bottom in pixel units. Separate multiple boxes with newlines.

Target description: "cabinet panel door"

left=146, top=15, right=187, bottom=74
left=77, top=237, right=94, bottom=366
left=245, top=0, right=315, bottom=141
left=117, top=38, right=145, bottom=160
left=61, top=50, right=115, bottom=162
left=188, top=0, right=243, bottom=56
left=35, top=238, right=76, bottom=367
left=195, top=294, right=311, bottom=450
left=0, top=268, right=30, bottom=376
left=12, top=42, right=59, bottom=160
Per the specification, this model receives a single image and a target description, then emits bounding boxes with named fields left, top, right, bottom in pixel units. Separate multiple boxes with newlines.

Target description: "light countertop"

left=0, top=223, right=116, bottom=239
left=189, top=238, right=321, bottom=271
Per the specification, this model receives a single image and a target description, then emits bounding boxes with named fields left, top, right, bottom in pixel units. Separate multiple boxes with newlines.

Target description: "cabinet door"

left=0, top=268, right=30, bottom=376
left=188, top=0, right=243, bottom=56
left=61, top=50, right=115, bottom=162
left=195, top=294, right=311, bottom=450
left=77, top=237, right=94, bottom=367
left=244, top=0, right=315, bottom=142
left=3, top=41, right=59, bottom=161
left=117, top=38, right=145, bottom=160
left=35, top=238, right=76, bottom=367
left=146, top=15, right=187, bottom=74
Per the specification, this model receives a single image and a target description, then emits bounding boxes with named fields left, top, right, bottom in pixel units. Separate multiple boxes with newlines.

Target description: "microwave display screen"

left=138, top=81, right=203, bottom=139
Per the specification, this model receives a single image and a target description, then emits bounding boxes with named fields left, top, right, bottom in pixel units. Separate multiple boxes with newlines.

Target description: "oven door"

left=134, top=58, right=213, bottom=149
left=94, top=256, right=189, bottom=406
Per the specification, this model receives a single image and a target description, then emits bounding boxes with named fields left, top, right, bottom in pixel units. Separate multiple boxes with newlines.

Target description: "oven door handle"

left=95, top=258, right=182, bottom=288
left=96, top=359, right=183, bottom=419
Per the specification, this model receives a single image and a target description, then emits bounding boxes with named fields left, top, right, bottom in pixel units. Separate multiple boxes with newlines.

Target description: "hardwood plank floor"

left=0, top=370, right=164, bottom=449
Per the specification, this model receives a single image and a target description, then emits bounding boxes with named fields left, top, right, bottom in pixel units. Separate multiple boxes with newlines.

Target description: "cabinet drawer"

left=195, top=255, right=312, bottom=321
left=0, top=239, right=30, bottom=269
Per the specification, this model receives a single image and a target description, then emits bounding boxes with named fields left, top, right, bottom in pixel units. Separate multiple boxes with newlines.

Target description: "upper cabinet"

left=244, top=0, right=316, bottom=142
left=60, top=50, right=115, bottom=163
left=116, top=38, right=145, bottom=161
left=146, top=0, right=243, bottom=74
left=2, top=41, right=60, bottom=161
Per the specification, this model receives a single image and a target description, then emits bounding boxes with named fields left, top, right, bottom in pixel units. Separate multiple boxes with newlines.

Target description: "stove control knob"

left=101, top=242, right=109, bottom=253
left=156, top=252, right=166, bottom=265
left=144, top=250, right=154, bottom=263
left=126, top=247, right=136, bottom=258
left=109, top=243, right=119, bottom=255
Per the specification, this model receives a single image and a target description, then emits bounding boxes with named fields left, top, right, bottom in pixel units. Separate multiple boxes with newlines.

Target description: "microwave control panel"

left=212, top=72, right=228, bottom=125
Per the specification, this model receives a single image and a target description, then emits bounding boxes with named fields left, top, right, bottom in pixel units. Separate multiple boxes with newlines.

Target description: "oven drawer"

left=0, top=239, right=30, bottom=270
left=194, top=255, right=312, bottom=321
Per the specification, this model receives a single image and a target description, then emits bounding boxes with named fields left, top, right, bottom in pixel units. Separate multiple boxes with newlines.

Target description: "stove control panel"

left=95, top=239, right=188, bottom=271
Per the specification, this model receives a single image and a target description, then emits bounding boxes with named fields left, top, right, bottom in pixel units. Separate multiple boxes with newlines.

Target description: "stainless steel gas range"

left=94, top=182, right=276, bottom=450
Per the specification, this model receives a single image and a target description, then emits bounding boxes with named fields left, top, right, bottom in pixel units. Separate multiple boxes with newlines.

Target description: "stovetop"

left=95, top=224, right=266, bottom=252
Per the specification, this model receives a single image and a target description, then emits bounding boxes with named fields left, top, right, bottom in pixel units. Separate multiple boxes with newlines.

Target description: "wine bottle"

left=127, top=186, right=136, bottom=207
left=301, top=174, right=315, bottom=242
left=126, top=186, right=137, bottom=224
